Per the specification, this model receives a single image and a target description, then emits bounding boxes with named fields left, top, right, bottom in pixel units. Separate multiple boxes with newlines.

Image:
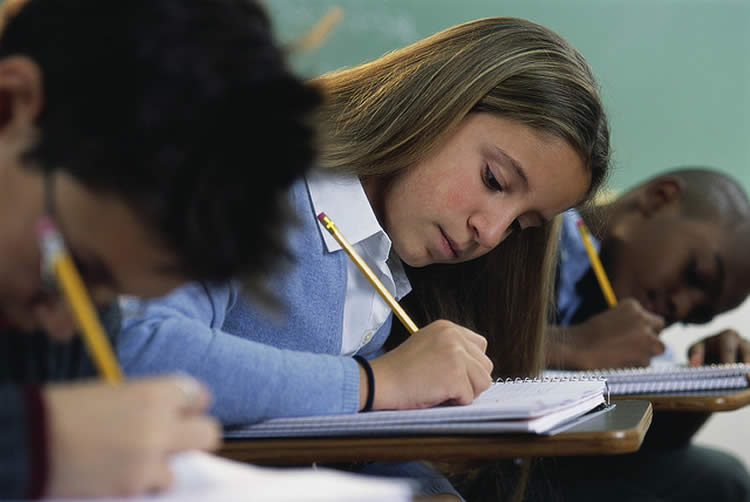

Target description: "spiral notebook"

left=544, top=363, right=750, bottom=395
left=224, top=379, right=609, bottom=438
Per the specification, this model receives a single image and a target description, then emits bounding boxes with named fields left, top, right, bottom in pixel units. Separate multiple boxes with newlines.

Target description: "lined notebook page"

left=545, top=363, right=750, bottom=395
left=49, top=451, right=413, bottom=502
left=225, top=380, right=607, bottom=437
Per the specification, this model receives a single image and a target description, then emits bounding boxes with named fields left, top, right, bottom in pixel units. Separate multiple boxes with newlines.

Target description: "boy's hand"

left=367, top=319, right=493, bottom=411
left=44, top=375, right=220, bottom=498
left=550, top=298, right=665, bottom=369
left=688, top=329, right=750, bottom=366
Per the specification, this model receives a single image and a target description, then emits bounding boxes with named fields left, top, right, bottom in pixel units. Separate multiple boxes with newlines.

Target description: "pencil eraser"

left=576, top=219, right=584, bottom=227
left=36, top=216, right=56, bottom=237
left=317, top=212, right=327, bottom=222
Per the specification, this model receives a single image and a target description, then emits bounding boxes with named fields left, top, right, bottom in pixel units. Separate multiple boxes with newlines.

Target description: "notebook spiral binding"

left=495, top=376, right=611, bottom=405
left=565, top=362, right=750, bottom=380
left=555, top=363, right=750, bottom=395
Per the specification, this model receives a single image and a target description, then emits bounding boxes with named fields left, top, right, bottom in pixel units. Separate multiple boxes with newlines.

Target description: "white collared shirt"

left=306, top=170, right=412, bottom=355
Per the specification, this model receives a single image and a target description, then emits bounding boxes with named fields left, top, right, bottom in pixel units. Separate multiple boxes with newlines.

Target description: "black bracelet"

left=353, top=355, right=375, bottom=412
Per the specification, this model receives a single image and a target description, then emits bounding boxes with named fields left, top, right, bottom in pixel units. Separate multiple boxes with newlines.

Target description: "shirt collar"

left=306, top=170, right=386, bottom=253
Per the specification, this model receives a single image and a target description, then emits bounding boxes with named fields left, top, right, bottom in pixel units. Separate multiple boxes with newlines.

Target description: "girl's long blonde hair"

left=313, top=17, right=610, bottom=378
left=314, top=17, right=608, bottom=196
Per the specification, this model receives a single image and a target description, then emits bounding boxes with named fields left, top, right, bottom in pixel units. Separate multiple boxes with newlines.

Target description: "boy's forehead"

left=648, top=214, right=720, bottom=246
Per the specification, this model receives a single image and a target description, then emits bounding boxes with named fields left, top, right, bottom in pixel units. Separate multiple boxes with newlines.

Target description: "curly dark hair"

left=0, top=0, right=320, bottom=292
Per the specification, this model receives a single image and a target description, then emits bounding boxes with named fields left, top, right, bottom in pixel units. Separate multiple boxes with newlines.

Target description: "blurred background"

left=269, top=0, right=749, bottom=194
left=270, top=0, right=750, bottom=467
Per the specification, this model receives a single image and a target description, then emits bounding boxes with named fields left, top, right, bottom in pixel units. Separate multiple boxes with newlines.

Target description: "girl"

left=118, top=16, right=610, bottom=498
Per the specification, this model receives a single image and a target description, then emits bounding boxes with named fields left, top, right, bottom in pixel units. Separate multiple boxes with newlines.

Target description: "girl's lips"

left=439, top=227, right=458, bottom=259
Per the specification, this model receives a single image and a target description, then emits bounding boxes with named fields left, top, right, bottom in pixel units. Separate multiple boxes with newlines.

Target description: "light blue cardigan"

left=118, top=179, right=392, bottom=424
left=117, top=178, right=461, bottom=498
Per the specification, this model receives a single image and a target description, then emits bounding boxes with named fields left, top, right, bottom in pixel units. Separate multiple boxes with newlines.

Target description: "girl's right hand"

left=367, top=319, right=493, bottom=411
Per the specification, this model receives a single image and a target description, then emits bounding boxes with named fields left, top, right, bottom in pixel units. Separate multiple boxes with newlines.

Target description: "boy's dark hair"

left=0, top=0, right=320, bottom=291
left=639, top=167, right=749, bottom=225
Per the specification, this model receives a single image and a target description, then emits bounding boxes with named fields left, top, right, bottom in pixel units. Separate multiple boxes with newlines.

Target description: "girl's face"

left=364, top=113, right=590, bottom=268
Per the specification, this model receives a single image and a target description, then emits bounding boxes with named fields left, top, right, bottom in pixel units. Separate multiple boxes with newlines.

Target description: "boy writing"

left=545, top=167, right=750, bottom=502
left=0, top=0, right=319, bottom=498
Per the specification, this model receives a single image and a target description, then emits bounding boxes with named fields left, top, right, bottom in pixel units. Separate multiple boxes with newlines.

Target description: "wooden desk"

left=614, top=387, right=750, bottom=412
left=218, top=400, right=652, bottom=465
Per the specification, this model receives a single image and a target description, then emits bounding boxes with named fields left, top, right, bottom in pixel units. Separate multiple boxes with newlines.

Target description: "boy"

left=0, top=0, right=319, bottom=498
left=549, top=167, right=750, bottom=369
left=545, top=167, right=750, bottom=502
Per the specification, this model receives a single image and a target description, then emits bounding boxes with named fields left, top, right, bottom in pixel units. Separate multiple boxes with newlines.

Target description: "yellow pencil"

left=37, top=218, right=123, bottom=383
left=576, top=218, right=617, bottom=307
left=289, top=6, right=344, bottom=52
left=317, top=212, right=419, bottom=335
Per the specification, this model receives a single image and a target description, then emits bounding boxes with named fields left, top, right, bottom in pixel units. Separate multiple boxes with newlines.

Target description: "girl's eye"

left=483, top=165, right=504, bottom=192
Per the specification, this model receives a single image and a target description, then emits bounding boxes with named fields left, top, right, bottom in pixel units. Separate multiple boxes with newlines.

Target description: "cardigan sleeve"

left=118, top=282, right=362, bottom=425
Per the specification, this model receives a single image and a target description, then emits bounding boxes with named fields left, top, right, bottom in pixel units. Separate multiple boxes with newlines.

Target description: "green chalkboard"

left=268, top=0, right=750, bottom=194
